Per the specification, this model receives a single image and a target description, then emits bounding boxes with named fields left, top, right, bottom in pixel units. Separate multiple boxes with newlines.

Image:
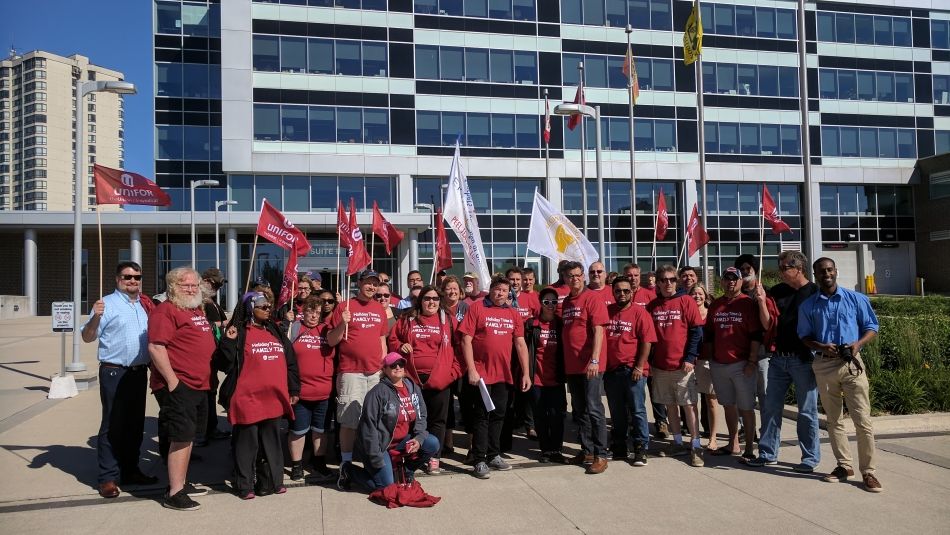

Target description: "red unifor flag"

left=346, top=198, right=372, bottom=276
left=435, top=206, right=453, bottom=272
left=543, top=96, right=551, bottom=145
left=686, top=203, right=710, bottom=258
left=567, top=80, right=585, bottom=131
left=93, top=164, right=171, bottom=206
left=256, top=199, right=311, bottom=256
left=276, top=253, right=298, bottom=311
left=762, top=184, right=792, bottom=234
left=655, top=188, right=668, bottom=241
left=338, top=200, right=353, bottom=250
left=372, top=200, right=405, bottom=254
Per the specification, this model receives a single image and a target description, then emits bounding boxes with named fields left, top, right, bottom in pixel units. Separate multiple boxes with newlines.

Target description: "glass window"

left=737, top=64, right=756, bottom=95
left=757, top=7, right=776, bottom=38
left=514, top=51, right=536, bottom=84
left=417, top=111, right=440, bottom=145
left=779, top=66, right=798, bottom=97
left=490, top=50, right=514, bottom=84
left=363, top=42, right=387, bottom=77
left=897, top=129, right=915, bottom=158
left=309, top=176, right=336, bottom=212
left=366, top=177, right=393, bottom=211
left=584, top=55, right=607, bottom=88
left=718, top=184, right=739, bottom=214
left=817, top=12, right=835, bottom=41
left=840, top=127, right=859, bottom=157
left=281, top=37, right=307, bottom=73
left=512, top=0, right=534, bottom=21
left=336, top=41, right=361, bottom=76
left=819, top=69, right=836, bottom=99
left=156, top=63, right=182, bottom=97
left=860, top=128, right=878, bottom=157
left=702, top=63, right=716, bottom=94
left=181, top=3, right=210, bottom=36
left=465, top=0, right=488, bottom=17
left=735, top=6, right=755, bottom=37
left=894, top=73, right=912, bottom=103
left=893, top=18, right=911, bottom=46
left=717, top=64, right=737, bottom=94
left=836, top=13, right=855, bottom=43
left=738, top=184, right=758, bottom=214
left=363, top=109, right=388, bottom=144
left=775, top=9, right=795, bottom=39
left=281, top=105, right=308, bottom=142
left=855, top=15, right=874, bottom=45
left=182, top=63, right=208, bottom=98
left=874, top=16, right=893, bottom=46
left=608, top=117, right=630, bottom=150
left=933, top=20, right=950, bottom=50
left=759, top=65, right=778, bottom=96
left=492, top=115, right=515, bottom=147
left=936, top=75, right=950, bottom=104
left=183, top=126, right=209, bottom=160
left=490, top=0, right=512, bottom=19
left=583, top=0, right=605, bottom=26
left=209, top=126, right=222, bottom=160
left=938, top=131, right=950, bottom=154
left=650, top=0, right=671, bottom=31
left=416, top=46, right=439, bottom=80
left=157, top=125, right=183, bottom=159
left=629, top=0, right=649, bottom=29
left=156, top=1, right=181, bottom=34
left=838, top=70, right=856, bottom=100
left=465, top=49, right=489, bottom=82
left=442, top=112, right=465, bottom=145
left=761, top=124, right=779, bottom=155
left=634, top=119, right=653, bottom=151
left=253, top=35, right=280, bottom=71
left=878, top=128, right=897, bottom=158
left=652, top=59, right=673, bottom=90
left=876, top=72, right=894, bottom=102
left=857, top=71, right=875, bottom=101
left=607, top=56, right=626, bottom=88
left=719, top=123, right=739, bottom=154
left=740, top=124, right=759, bottom=154
left=308, top=39, right=334, bottom=74
left=309, top=106, right=335, bottom=142
left=563, top=54, right=582, bottom=85
left=561, top=0, right=582, bottom=24
left=441, top=0, right=463, bottom=15
left=781, top=126, right=800, bottom=155
left=838, top=185, right=858, bottom=214
left=606, top=0, right=626, bottom=28
left=515, top=116, right=538, bottom=148
left=468, top=114, right=491, bottom=147
left=704, top=123, right=718, bottom=153
left=230, top=175, right=254, bottom=211
left=714, top=5, right=734, bottom=35
left=339, top=176, right=364, bottom=210
left=441, top=47, right=464, bottom=81
left=253, top=104, right=280, bottom=141
left=284, top=175, right=310, bottom=212
left=337, top=108, right=362, bottom=143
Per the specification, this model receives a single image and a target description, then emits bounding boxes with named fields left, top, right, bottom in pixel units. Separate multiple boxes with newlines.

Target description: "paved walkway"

left=1, top=316, right=949, bottom=534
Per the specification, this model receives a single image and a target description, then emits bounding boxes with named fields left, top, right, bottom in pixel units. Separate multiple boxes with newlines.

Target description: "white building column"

left=683, top=177, right=701, bottom=267
left=24, top=229, right=37, bottom=316
left=130, top=228, right=142, bottom=266
left=226, top=227, right=239, bottom=311
left=409, top=229, right=419, bottom=274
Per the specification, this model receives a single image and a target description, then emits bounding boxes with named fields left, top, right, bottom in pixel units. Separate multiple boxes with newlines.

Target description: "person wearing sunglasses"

left=351, top=352, right=439, bottom=490
left=215, top=292, right=300, bottom=500
left=387, top=285, right=460, bottom=475
left=81, top=261, right=158, bottom=499
left=525, top=287, right=568, bottom=463
left=586, top=261, right=615, bottom=308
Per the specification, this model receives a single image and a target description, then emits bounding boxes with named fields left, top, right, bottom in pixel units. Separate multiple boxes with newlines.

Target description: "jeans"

left=758, top=354, right=820, bottom=467
left=354, top=434, right=440, bottom=490
left=567, top=374, right=608, bottom=457
left=528, top=385, right=567, bottom=454
left=603, top=367, right=649, bottom=454
left=97, top=364, right=147, bottom=483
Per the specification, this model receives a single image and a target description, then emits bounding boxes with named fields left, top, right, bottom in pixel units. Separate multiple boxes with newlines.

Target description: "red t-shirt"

left=588, top=285, right=615, bottom=307
left=463, top=291, right=488, bottom=305
left=148, top=301, right=215, bottom=392
left=388, top=313, right=448, bottom=375
left=292, top=322, right=335, bottom=401
left=705, top=293, right=763, bottom=364
left=229, top=325, right=293, bottom=425
left=514, top=291, right=540, bottom=321
left=329, top=298, right=387, bottom=373
left=633, top=287, right=656, bottom=308
left=605, top=303, right=658, bottom=372
left=647, top=295, right=703, bottom=371
left=546, top=282, right=571, bottom=315
left=561, top=289, right=609, bottom=375
left=390, top=383, right=417, bottom=447
left=534, top=319, right=561, bottom=387
left=458, top=301, right=524, bottom=385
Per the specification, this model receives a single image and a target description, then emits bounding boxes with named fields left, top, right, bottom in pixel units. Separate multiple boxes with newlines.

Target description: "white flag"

left=527, top=189, right=599, bottom=270
left=442, top=142, right=492, bottom=285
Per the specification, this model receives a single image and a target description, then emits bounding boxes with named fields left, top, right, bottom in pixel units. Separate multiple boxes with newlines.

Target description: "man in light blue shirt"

left=81, top=261, right=157, bottom=498
left=798, top=257, right=882, bottom=493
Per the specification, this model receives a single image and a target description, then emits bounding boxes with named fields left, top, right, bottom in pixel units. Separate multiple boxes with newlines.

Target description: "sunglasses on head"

left=541, top=299, right=558, bottom=306
left=120, top=274, right=142, bottom=281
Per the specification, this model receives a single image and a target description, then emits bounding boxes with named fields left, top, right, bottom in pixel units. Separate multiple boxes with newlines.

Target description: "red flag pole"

left=651, top=190, right=657, bottom=270
left=676, top=234, right=688, bottom=271
left=759, top=185, right=765, bottom=278
left=344, top=274, right=351, bottom=341
left=97, top=208, right=103, bottom=298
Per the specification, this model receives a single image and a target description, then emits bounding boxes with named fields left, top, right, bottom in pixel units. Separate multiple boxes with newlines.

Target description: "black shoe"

left=163, top=489, right=201, bottom=511
left=290, top=463, right=304, bottom=481
left=631, top=450, right=648, bottom=467
left=182, top=482, right=209, bottom=497
left=337, top=462, right=351, bottom=490
left=121, top=470, right=159, bottom=486
left=547, top=452, right=568, bottom=464
left=538, top=452, right=551, bottom=463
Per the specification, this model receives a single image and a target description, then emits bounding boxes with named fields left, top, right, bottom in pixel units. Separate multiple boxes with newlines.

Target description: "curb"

left=782, top=404, right=950, bottom=434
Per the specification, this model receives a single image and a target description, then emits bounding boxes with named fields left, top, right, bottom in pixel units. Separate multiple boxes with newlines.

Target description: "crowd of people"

left=80, top=251, right=883, bottom=510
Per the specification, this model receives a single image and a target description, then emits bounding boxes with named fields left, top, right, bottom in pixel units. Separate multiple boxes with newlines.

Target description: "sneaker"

left=631, top=450, right=648, bottom=467
left=668, top=443, right=689, bottom=457
left=182, top=482, right=208, bottom=497
left=290, top=463, right=304, bottom=481
left=472, top=461, right=491, bottom=479
left=488, top=455, right=512, bottom=471
left=427, top=458, right=442, bottom=475
left=655, top=421, right=669, bottom=440
left=793, top=464, right=815, bottom=474
left=690, top=448, right=705, bottom=467
left=863, top=473, right=883, bottom=493
left=337, top=462, right=352, bottom=490
left=822, top=466, right=854, bottom=483
left=238, top=489, right=255, bottom=500
left=745, top=457, right=777, bottom=468
left=163, top=489, right=201, bottom=511
left=586, top=457, right=608, bottom=474
left=276, top=486, right=287, bottom=494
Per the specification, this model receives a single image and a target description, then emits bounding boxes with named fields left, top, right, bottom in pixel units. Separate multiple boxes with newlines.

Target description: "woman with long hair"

left=689, top=283, right=720, bottom=451
left=387, top=285, right=460, bottom=474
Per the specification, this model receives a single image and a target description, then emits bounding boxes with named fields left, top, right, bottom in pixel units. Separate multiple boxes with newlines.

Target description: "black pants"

left=232, top=417, right=284, bottom=493
left=97, top=364, right=147, bottom=483
left=465, top=381, right=510, bottom=464
left=529, top=385, right=566, bottom=454
left=204, top=371, right=221, bottom=437
left=567, top=374, right=608, bottom=457
left=421, top=387, right=451, bottom=458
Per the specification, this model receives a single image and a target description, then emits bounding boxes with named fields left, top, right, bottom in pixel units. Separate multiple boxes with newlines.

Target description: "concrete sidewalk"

left=1, top=316, right=949, bottom=534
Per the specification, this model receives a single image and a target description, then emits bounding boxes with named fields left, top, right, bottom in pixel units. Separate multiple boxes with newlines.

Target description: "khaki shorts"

left=710, top=360, right=756, bottom=411
left=695, top=359, right=715, bottom=395
left=651, top=368, right=697, bottom=406
left=336, top=372, right=380, bottom=429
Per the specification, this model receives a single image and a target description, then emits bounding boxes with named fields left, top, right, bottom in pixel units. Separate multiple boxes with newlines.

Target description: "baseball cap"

left=463, top=271, right=479, bottom=280
left=358, top=269, right=380, bottom=282
left=201, top=268, right=226, bottom=287
left=722, top=267, right=741, bottom=280
left=383, top=352, right=406, bottom=367
left=310, top=271, right=322, bottom=282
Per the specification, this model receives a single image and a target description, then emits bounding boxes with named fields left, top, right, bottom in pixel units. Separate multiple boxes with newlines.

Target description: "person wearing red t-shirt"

left=216, top=293, right=300, bottom=499
left=546, top=260, right=572, bottom=314
left=147, top=267, right=217, bottom=511
left=587, top=261, right=615, bottom=308
left=703, top=267, right=763, bottom=461
left=501, top=267, right=541, bottom=450
left=388, top=285, right=460, bottom=475
left=286, top=295, right=337, bottom=482
left=603, top=276, right=657, bottom=466
left=522, top=267, right=537, bottom=294
left=561, top=261, right=610, bottom=474
left=458, top=276, right=530, bottom=479
left=623, top=262, right=666, bottom=439
left=462, top=272, right=488, bottom=304
left=327, top=270, right=388, bottom=489
left=647, top=265, right=705, bottom=466
left=525, top=287, right=567, bottom=463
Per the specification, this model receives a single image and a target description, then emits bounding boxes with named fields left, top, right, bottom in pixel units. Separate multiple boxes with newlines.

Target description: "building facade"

left=0, top=51, right=126, bottom=211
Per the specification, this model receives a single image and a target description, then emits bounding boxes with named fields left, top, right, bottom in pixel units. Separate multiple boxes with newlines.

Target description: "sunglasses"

left=589, top=269, right=604, bottom=274
left=387, top=361, right=405, bottom=369
left=374, top=293, right=391, bottom=299
left=541, top=299, right=558, bottom=306
left=255, top=305, right=272, bottom=311
left=323, top=299, right=336, bottom=305
left=658, top=277, right=677, bottom=283
left=120, top=274, right=142, bottom=281
left=421, top=295, right=441, bottom=302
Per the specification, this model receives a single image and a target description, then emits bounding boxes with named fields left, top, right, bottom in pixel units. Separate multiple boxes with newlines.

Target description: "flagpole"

left=344, top=274, right=351, bottom=340
left=244, top=235, right=259, bottom=293
left=626, top=25, right=638, bottom=265
left=578, top=61, right=588, bottom=235
left=95, top=208, right=103, bottom=298
left=544, top=88, right=550, bottom=183
left=758, top=186, right=765, bottom=278
left=651, top=190, right=657, bottom=270
left=676, top=236, right=689, bottom=271
left=692, top=0, right=711, bottom=287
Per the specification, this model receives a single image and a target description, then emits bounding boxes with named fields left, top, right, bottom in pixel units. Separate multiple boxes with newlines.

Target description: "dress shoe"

left=121, top=470, right=159, bottom=486
left=98, top=481, right=120, bottom=498
left=586, top=457, right=608, bottom=474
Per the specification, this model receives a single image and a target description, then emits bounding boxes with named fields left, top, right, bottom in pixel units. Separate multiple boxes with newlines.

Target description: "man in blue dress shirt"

left=82, top=261, right=157, bottom=498
left=798, top=257, right=882, bottom=493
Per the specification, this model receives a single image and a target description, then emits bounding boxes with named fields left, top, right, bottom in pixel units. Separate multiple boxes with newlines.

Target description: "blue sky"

left=0, top=0, right=153, bottom=176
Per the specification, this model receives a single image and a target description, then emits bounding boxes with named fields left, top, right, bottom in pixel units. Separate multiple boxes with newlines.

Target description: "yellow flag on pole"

left=622, top=43, right=640, bottom=105
left=684, top=2, right=703, bottom=65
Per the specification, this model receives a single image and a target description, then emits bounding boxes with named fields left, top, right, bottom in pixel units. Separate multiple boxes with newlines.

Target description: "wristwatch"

left=590, top=359, right=599, bottom=365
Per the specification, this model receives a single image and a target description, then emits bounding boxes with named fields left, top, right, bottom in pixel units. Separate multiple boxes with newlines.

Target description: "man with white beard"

left=148, top=267, right=217, bottom=511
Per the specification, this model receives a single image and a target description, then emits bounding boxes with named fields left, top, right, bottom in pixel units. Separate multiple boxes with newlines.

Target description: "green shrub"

left=871, top=296, right=950, bottom=317
left=870, top=369, right=928, bottom=415
left=920, top=369, right=950, bottom=412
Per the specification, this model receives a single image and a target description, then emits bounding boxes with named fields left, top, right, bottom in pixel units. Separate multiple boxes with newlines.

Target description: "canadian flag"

left=655, top=188, right=668, bottom=241
left=686, top=203, right=710, bottom=258
left=762, top=184, right=792, bottom=234
left=567, top=81, right=585, bottom=131
left=543, top=96, right=551, bottom=145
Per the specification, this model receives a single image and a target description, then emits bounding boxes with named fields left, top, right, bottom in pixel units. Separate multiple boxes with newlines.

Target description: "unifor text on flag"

left=93, top=164, right=171, bottom=206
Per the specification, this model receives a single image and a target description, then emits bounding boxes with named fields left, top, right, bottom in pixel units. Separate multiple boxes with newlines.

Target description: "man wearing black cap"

left=733, top=254, right=777, bottom=428
left=327, top=269, right=388, bottom=489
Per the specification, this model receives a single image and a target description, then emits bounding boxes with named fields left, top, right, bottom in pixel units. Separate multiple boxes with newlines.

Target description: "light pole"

left=554, top=103, right=606, bottom=262
left=214, top=200, right=238, bottom=269
left=70, top=80, right=136, bottom=373
left=414, top=202, right=436, bottom=284
left=190, top=179, right=219, bottom=269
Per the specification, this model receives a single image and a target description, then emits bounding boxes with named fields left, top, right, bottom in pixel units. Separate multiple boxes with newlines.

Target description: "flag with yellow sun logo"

left=684, top=1, right=703, bottom=65
left=527, top=189, right=599, bottom=270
